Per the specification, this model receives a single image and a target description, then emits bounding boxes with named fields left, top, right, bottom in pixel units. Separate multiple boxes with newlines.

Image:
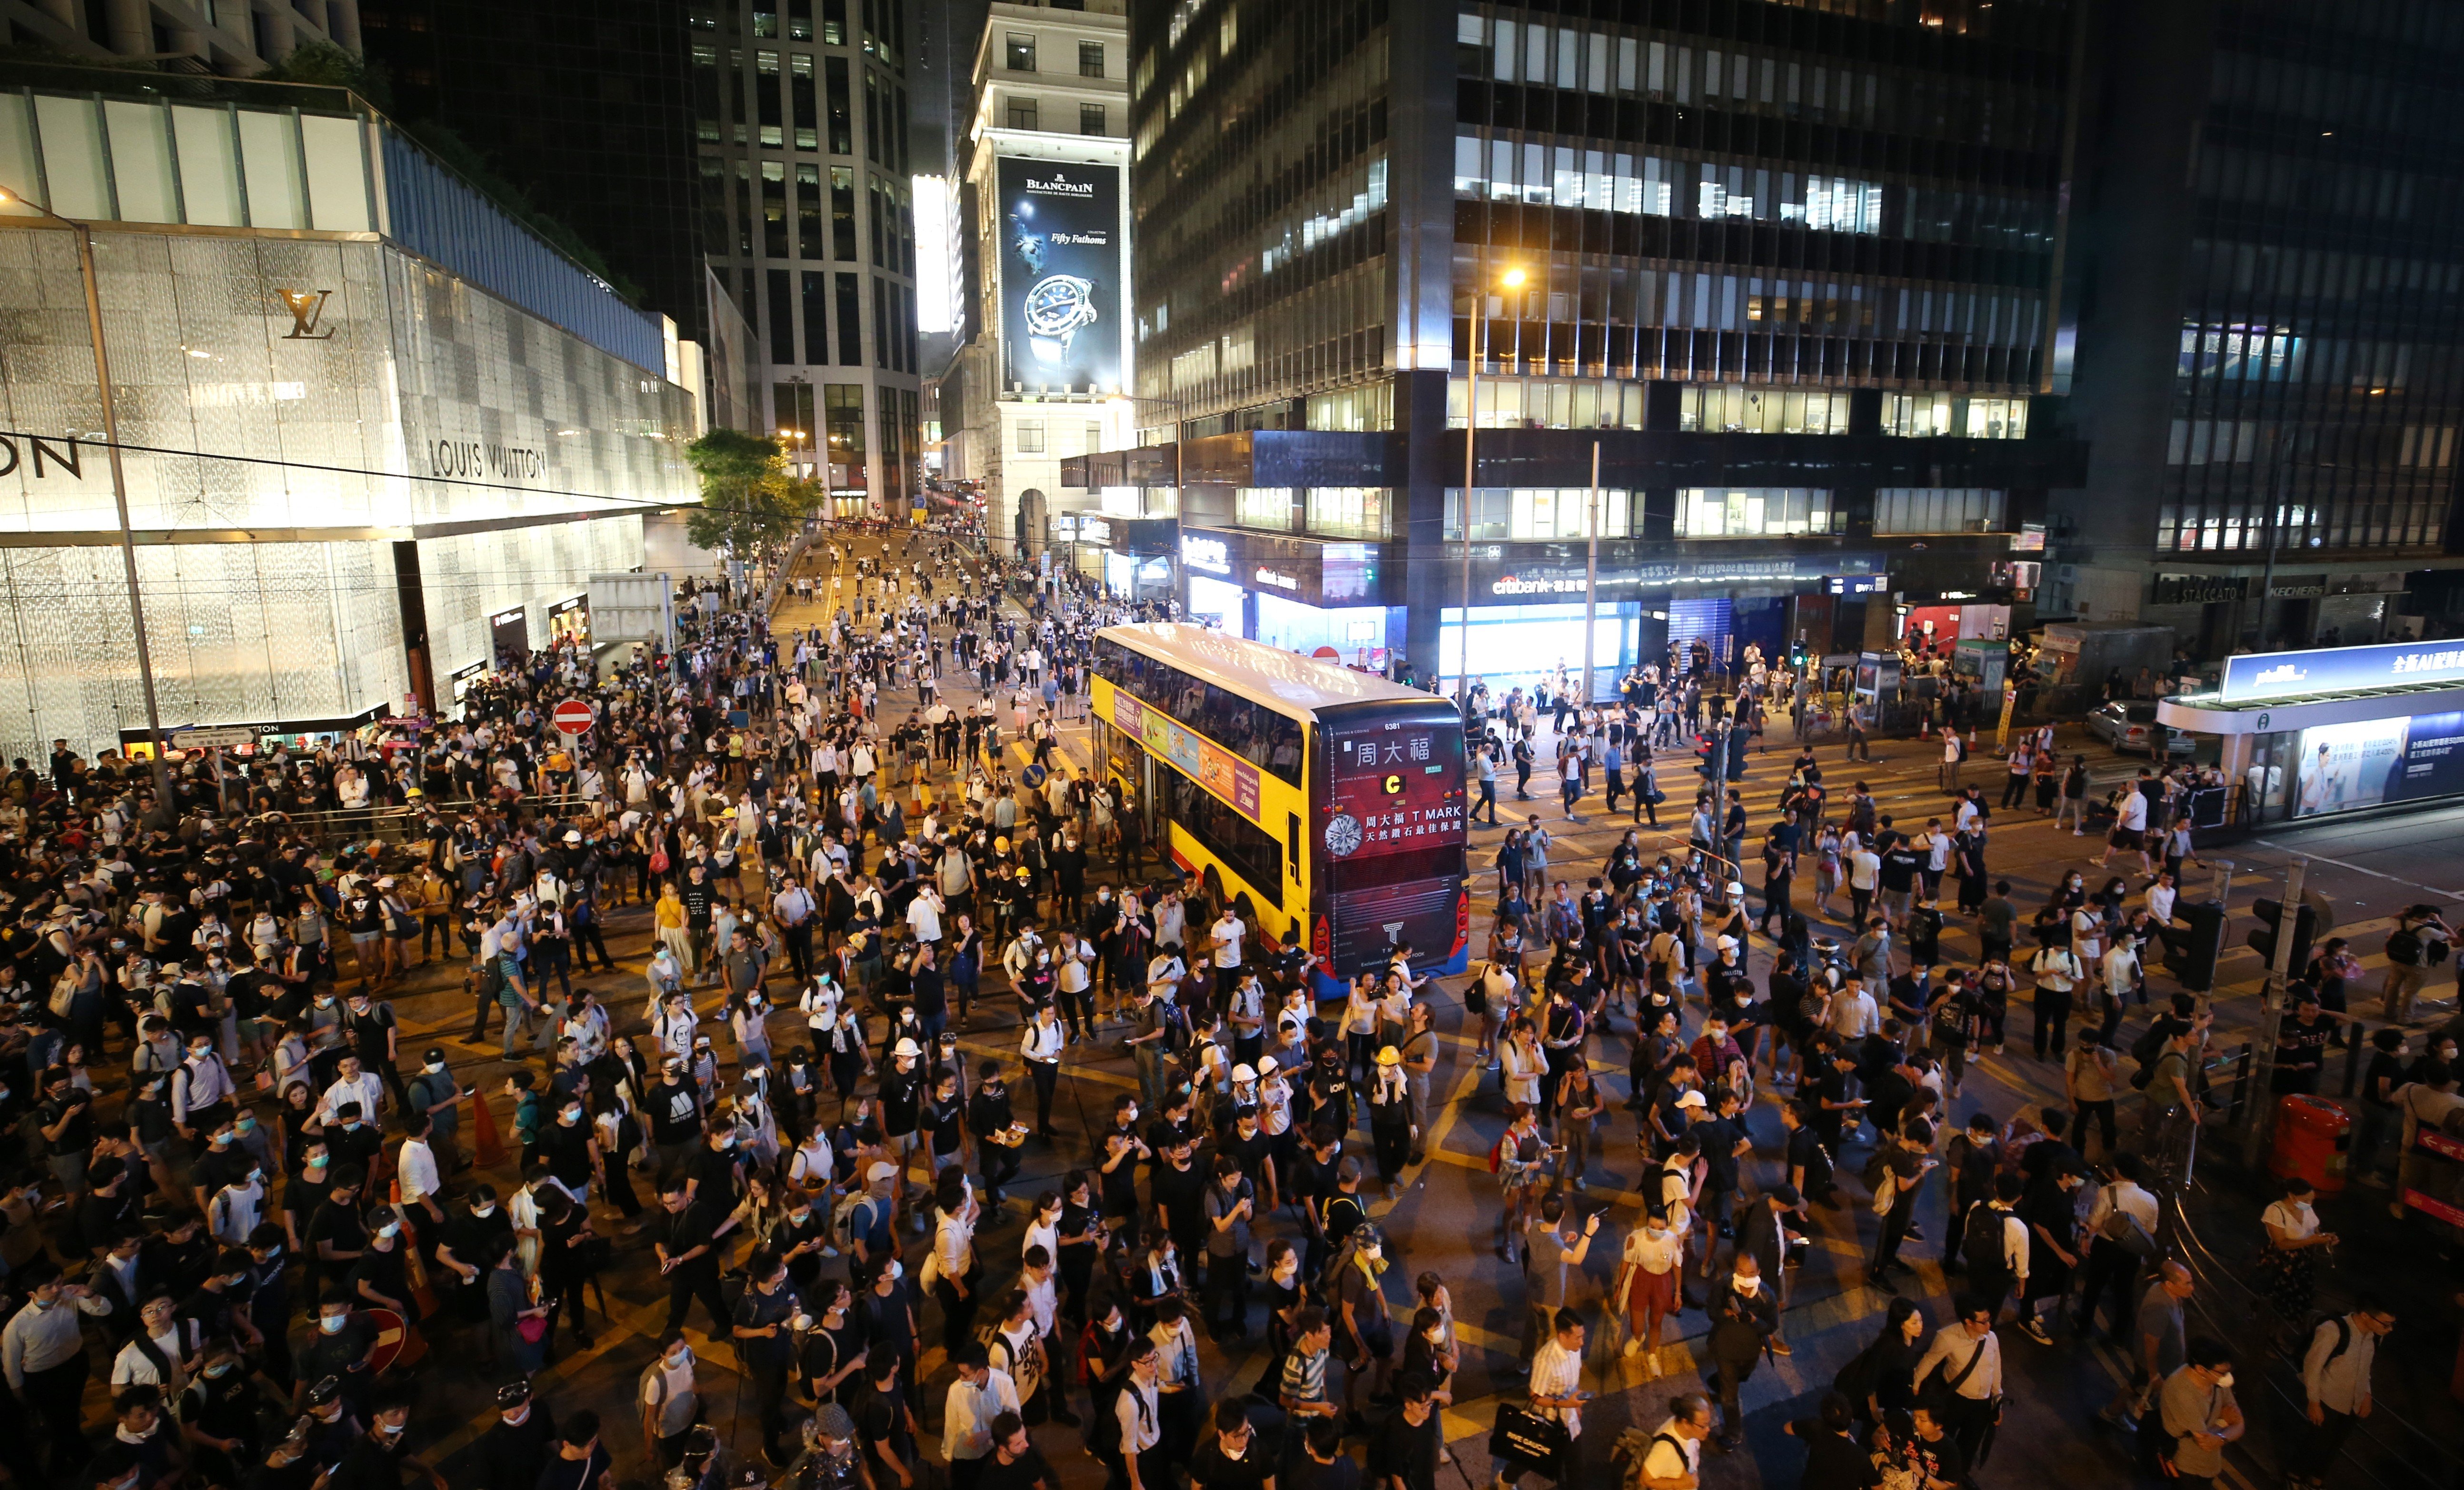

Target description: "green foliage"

left=255, top=39, right=394, bottom=110
left=684, top=429, right=820, bottom=556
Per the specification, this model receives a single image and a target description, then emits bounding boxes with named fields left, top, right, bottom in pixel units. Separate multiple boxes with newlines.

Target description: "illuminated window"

left=1675, top=488, right=1839, bottom=537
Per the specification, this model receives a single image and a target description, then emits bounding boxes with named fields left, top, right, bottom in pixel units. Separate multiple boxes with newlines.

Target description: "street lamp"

left=0, top=185, right=173, bottom=803
left=1459, top=264, right=1526, bottom=706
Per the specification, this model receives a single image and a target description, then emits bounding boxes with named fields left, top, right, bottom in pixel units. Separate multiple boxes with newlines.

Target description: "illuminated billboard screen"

left=997, top=158, right=1123, bottom=392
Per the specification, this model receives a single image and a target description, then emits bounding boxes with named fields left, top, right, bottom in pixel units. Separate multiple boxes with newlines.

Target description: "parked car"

left=2085, top=700, right=2197, bottom=757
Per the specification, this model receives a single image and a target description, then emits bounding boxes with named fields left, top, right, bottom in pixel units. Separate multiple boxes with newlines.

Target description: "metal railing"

left=281, top=792, right=597, bottom=850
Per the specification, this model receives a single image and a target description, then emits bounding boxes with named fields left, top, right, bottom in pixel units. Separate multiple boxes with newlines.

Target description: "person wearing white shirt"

left=1636, top=1400, right=1713, bottom=1490
left=396, top=1127, right=443, bottom=1211
left=1114, top=1344, right=1164, bottom=1490
left=906, top=886, right=945, bottom=948
left=1828, top=981, right=1882, bottom=1041
left=109, top=1295, right=201, bottom=1398
left=1521, top=1309, right=1588, bottom=1471
left=1912, top=1302, right=2005, bottom=1460
left=939, top=1348, right=1021, bottom=1480
left=2102, top=780, right=2154, bottom=873
left=318, top=1056, right=387, bottom=1126
left=1210, top=912, right=1245, bottom=999
left=1019, top=1004, right=1065, bottom=1135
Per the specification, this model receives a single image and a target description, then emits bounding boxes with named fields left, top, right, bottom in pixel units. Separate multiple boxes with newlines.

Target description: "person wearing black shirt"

left=348, top=1209, right=413, bottom=1317
left=686, top=1125, right=744, bottom=1212
left=297, top=1295, right=379, bottom=1416
left=435, top=1187, right=513, bottom=1325
left=854, top=1353, right=921, bottom=1490
left=655, top=1182, right=731, bottom=1336
left=968, top=1062, right=1022, bottom=1202
left=645, top=1063, right=704, bottom=1192
left=537, top=1095, right=604, bottom=1203
left=1366, top=1374, right=1441, bottom=1490
left=2271, top=993, right=2340, bottom=1095
left=1188, top=1399, right=1276, bottom=1490
left=976, top=1412, right=1058, bottom=1490
left=473, top=1381, right=557, bottom=1490
left=1782, top=1394, right=1877, bottom=1490
left=1149, top=1138, right=1210, bottom=1265
left=1781, top=1100, right=1838, bottom=1209
left=733, top=1249, right=802, bottom=1466
left=306, top=1172, right=371, bottom=1297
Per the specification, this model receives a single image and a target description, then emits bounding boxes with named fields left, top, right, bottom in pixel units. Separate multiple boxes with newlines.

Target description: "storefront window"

left=1445, top=488, right=1634, bottom=540
left=1234, top=487, right=1293, bottom=530
left=1440, top=602, right=1638, bottom=696
left=1305, top=487, right=1389, bottom=540
left=1677, top=386, right=1848, bottom=434
left=1254, top=591, right=1387, bottom=658
left=1674, top=488, right=1839, bottom=537
left=1873, top=488, right=2007, bottom=534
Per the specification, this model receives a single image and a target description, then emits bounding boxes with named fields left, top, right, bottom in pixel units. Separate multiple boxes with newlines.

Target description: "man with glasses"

left=1911, top=1294, right=2003, bottom=1465
left=2291, top=1295, right=2395, bottom=1489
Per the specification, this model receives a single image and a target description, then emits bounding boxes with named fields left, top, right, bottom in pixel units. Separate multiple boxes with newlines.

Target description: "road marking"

left=2251, top=841, right=2464, bottom=901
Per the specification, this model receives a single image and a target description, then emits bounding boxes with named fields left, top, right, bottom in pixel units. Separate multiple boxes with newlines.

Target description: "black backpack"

left=1962, top=1201, right=2005, bottom=1271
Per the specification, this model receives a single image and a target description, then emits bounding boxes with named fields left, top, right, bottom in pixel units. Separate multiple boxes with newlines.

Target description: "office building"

left=0, top=65, right=700, bottom=763
left=1111, top=0, right=2087, bottom=687
left=697, top=0, right=925, bottom=517
left=355, top=0, right=709, bottom=344
left=2061, top=0, right=2464, bottom=651
left=940, top=0, right=1138, bottom=560
left=1, top=0, right=358, bottom=71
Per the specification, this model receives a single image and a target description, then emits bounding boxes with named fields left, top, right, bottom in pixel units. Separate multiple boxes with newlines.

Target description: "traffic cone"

left=472, top=1086, right=507, bottom=1169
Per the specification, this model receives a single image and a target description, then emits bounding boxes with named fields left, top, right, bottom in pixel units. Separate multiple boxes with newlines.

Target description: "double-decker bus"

left=1090, top=623, right=1469, bottom=993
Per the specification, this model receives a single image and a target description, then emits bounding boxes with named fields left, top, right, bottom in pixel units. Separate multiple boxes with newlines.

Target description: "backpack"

left=2096, top=1187, right=2161, bottom=1260
left=1962, top=1201, right=2006, bottom=1272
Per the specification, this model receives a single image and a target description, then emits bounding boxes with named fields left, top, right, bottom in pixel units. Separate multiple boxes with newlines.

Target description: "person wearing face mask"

left=970, top=1060, right=1026, bottom=1203
left=437, top=1185, right=513, bottom=1328
left=296, top=1294, right=377, bottom=1416
left=637, top=1331, right=705, bottom=1470
left=334, top=1382, right=449, bottom=1490
left=348, top=1205, right=414, bottom=1319
left=207, top=1158, right=269, bottom=1249
left=1615, top=1200, right=1686, bottom=1378
left=538, top=1091, right=606, bottom=1206
left=1700, top=1253, right=1778, bottom=1450
left=404, top=1048, right=471, bottom=1175
left=169, top=1029, right=236, bottom=1145
left=474, top=1380, right=558, bottom=1490
left=2156, top=1338, right=2244, bottom=1490
left=180, top=1340, right=264, bottom=1484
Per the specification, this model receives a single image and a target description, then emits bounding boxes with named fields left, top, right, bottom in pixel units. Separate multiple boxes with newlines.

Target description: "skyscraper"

left=697, top=0, right=924, bottom=517
left=355, top=0, right=707, bottom=342
left=1123, top=0, right=2087, bottom=685
left=942, top=0, right=1135, bottom=555
left=2061, top=0, right=2464, bottom=650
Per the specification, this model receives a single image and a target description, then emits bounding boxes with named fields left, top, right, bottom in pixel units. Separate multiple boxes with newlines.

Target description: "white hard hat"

left=1232, top=1063, right=1258, bottom=1083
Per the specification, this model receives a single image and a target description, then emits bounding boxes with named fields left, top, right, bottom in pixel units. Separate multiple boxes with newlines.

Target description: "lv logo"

left=278, top=289, right=336, bottom=340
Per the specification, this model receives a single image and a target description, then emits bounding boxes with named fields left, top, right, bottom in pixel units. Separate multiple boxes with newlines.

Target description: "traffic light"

left=1788, top=638, right=1808, bottom=670
left=2246, top=896, right=2319, bottom=972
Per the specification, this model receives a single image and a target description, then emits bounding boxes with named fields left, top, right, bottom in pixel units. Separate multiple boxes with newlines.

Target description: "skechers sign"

left=2220, top=640, right=2464, bottom=702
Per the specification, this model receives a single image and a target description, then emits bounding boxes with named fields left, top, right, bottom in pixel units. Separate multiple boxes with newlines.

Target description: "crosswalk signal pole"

left=2239, top=856, right=2307, bottom=1171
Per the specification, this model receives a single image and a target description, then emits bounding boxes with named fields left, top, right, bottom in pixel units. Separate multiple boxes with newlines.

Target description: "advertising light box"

left=998, top=159, right=1123, bottom=392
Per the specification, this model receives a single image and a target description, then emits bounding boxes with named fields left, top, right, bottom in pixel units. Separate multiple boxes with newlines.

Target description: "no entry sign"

left=552, top=700, right=596, bottom=735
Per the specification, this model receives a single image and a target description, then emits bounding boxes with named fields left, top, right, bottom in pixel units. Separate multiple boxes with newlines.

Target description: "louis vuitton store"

left=0, top=71, right=700, bottom=765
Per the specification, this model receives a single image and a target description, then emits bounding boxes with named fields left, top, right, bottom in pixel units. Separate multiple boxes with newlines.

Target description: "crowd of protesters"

left=0, top=517, right=2456, bottom=1490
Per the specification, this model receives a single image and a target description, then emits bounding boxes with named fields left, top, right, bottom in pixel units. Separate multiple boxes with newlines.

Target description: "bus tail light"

left=1311, top=914, right=1331, bottom=964
left=1452, top=887, right=1470, bottom=957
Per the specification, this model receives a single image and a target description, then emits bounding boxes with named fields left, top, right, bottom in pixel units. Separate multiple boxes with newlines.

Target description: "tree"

left=684, top=428, right=819, bottom=557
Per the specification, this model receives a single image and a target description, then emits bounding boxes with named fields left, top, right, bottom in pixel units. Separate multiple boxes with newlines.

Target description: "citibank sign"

left=1182, top=535, right=1232, bottom=575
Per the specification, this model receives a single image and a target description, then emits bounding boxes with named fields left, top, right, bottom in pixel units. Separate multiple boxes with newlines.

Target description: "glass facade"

left=2133, top=0, right=2464, bottom=561
left=0, top=223, right=689, bottom=763
left=696, top=0, right=920, bottom=509
left=1131, top=0, right=2083, bottom=679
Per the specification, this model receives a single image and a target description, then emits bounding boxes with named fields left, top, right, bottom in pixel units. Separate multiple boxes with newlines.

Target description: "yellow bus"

left=1090, top=623, right=1470, bottom=992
